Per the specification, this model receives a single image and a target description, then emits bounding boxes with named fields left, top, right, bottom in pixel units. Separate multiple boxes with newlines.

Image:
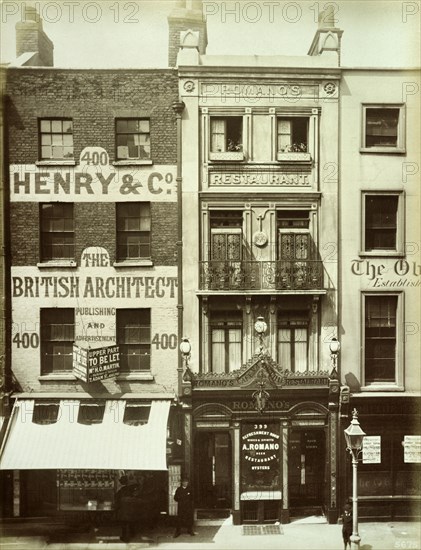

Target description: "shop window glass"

left=123, top=404, right=150, bottom=426
left=32, top=402, right=60, bottom=424
left=77, top=403, right=105, bottom=425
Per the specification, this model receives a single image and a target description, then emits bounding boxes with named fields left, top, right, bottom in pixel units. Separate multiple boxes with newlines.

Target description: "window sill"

left=36, top=160, right=76, bottom=166
left=360, top=147, right=406, bottom=155
left=113, top=259, right=154, bottom=268
left=209, top=152, right=244, bottom=162
left=116, top=373, right=154, bottom=381
left=37, top=260, right=77, bottom=268
left=113, top=160, right=153, bottom=166
left=277, top=152, right=311, bottom=162
left=358, top=251, right=405, bottom=258
left=360, top=384, right=404, bottom=392
left=39, top=374, right=77, bottom=381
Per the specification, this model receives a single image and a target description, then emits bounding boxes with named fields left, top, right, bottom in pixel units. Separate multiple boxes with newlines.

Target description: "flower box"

left=277, top=152, right=311, bottom=162
left=209, top=151, right=244, bottom=161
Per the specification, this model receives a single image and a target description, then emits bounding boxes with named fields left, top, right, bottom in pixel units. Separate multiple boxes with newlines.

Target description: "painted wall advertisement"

left=10, top=147, right=177, bottom=203
left=73, top=344, right=120, bottom=383
left=241, top=423, right=280, bottom=493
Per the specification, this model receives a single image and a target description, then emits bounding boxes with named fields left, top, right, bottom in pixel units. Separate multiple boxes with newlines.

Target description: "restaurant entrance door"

left=194, top=432, right=232, bottom=510
left=289, top=429, right=326, bottom=509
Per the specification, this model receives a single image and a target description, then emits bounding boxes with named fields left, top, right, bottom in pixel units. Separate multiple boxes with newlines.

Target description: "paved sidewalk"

left=1, top=518, right=420, bottom=550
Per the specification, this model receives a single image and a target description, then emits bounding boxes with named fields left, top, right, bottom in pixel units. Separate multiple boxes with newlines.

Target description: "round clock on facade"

left=253, top=231, right=268, bottom=247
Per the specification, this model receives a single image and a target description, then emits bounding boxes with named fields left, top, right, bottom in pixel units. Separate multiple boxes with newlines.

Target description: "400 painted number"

left=152, top=334, right=177, bottom=350
left=13, top=332, right=40, bottom=348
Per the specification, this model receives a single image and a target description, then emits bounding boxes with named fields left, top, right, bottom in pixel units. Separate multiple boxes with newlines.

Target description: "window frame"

left=209, top=311, right=243, bottom=374
left=116, top=308, right=151, bottom=374
left=40, top=308, right=75, bottom=375
left=39, top=118, right=74, bottom=161
left=276, top=116, right=311, bottom=161
left=40, top=203, right=75, bottom=262
left=361, top=104, right=406, bottom=154
left=116, top=202, right=151, bottom=261
left=361, top=292, right=404, bottom=391
left=115, top=118, right=151, bottom=161
left=209, top=116, right=244, bottom=161
left=277, top=312, right=309, bottom=372
left=361, top=191, right=404, bottom=257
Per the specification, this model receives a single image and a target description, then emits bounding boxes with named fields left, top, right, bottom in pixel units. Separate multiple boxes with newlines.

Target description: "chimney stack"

left=15, top=5, right=54, bottom=66
left=167, top=0, right=207, bottom=67
left=308, top=6, right=343, bottom=64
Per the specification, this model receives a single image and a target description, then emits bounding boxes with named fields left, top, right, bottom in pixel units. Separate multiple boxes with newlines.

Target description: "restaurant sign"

left=73, top=344, right=120, bottom=382
left=241, top=423, right=280, bottom=492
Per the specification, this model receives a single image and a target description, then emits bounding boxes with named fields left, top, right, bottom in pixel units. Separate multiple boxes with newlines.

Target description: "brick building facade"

left=0, top=0, right=420, bottom=531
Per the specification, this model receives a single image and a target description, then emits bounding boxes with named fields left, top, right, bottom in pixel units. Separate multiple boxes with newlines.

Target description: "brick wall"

left=10, top=202, right=178, bottom=267
left=152, top=203, right=178, bottom=265
left=168, top=20, right=207, bottom=67
left=10, top=203, right=39, bottom=265
left=15, top=21, right=54, bottom=66
left=5, top=69, right=178, bottom=164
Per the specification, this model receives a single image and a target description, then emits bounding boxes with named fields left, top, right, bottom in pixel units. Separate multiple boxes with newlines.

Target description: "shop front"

left=342, top=395, right=421, bottom=521
left=0, top=398, right=174, bottom=524
left=181, top=352, right=340, bottom=524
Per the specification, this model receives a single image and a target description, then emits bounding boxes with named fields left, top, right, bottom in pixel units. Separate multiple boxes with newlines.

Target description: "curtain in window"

left=211, top=119, right=226, bottom=152
left=228, top=328, right=242, bottom=372
left=294, top=328, right=308, bottom=372
left=211, top=329, right=225, bottom=373
left=278, top=328, right=292, bottom=371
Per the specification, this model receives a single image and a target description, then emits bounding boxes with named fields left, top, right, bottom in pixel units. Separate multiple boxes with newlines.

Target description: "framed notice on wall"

left=362, top=436, right=381, bottom=464
left=404, top=436, right=421, bottom=463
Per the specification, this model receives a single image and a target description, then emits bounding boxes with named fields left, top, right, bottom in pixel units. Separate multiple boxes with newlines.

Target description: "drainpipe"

left=172, top=100, right=185, bottom=398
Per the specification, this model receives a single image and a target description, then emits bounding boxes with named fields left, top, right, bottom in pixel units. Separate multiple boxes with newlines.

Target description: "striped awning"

left=0, top=399, right=170, bottom=470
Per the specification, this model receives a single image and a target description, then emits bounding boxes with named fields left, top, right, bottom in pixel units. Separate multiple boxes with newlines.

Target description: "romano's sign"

left=241, top=423, right=281, bottom=492
left=73, top=344, right=120, bottom=382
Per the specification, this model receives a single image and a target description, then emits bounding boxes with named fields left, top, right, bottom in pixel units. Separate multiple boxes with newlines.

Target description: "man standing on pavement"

left=173, top=477, right=195, bottom=537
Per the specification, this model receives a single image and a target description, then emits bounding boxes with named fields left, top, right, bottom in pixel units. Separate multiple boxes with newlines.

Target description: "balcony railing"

left=200, top=260, right=323, bottom=291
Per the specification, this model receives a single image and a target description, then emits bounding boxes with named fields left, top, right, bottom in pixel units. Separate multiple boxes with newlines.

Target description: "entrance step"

left=289, top=506, right=327, bottom=524
left=196, top=509, right=231, bottom=521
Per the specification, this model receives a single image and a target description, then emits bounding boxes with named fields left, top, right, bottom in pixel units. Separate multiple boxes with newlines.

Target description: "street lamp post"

left=329, top=337, right=340, bottom=375
left=179, top=337, right=191, bottom=370
left=344, top=408, right=366, bottom=550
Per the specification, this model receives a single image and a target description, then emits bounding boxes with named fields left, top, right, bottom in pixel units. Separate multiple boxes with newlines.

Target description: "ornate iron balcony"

left=200, top=260, right=323, bottom=291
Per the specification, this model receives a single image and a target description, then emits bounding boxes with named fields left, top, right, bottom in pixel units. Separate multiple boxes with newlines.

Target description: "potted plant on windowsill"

left=209, top=140, right=244, bottom=161
left=277, top=142, right=311, bottom=162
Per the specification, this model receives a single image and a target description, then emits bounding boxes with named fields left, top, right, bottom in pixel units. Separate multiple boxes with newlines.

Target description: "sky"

left=0, top=0, right=420, bottom=68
